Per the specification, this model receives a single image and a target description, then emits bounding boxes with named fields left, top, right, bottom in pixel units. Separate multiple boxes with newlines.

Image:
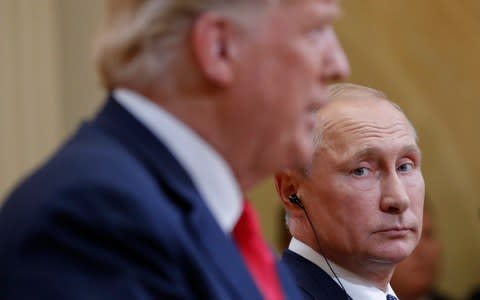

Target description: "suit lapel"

left=187, top=203, right=263, bottom=299
left=276, top=257, right=304, bottom=299
left=283, top=249, right=350, bottom=299
left=93, top=97, right=263, bottom=299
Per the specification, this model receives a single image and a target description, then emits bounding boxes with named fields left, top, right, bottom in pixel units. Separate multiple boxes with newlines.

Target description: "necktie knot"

left=386, top=294, right=398, bottom=300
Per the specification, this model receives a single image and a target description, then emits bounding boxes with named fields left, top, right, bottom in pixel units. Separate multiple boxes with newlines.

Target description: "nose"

left=321, top=29, right=350, bottom=82
left=380, top=172, right=410, bottom=214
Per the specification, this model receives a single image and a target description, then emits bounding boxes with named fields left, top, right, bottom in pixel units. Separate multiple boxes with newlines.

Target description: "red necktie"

left=232, top=201, right=284, bottom=300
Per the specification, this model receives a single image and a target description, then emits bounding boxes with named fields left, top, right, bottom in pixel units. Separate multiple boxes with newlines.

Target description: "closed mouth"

left=374, top=227, right=415, bottom=234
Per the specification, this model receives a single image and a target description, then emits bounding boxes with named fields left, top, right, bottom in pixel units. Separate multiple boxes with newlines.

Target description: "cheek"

left=333, top=184, right=381, bottom=233
left=253, top=63, right=306, bottom=114
left=404, top=170, right=425, bottom=190
left=321, top=185, right=374, bottom=229
left=339, top=174, right=381, bottom=195
left=347, top=177, right=378, bottom=192
left=404, top=172, right=425, bottom=211
left=276, top=46, right=319, bottom=93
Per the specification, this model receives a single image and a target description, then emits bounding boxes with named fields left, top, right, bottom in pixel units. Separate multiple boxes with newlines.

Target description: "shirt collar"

left=113, top=88, right=242, bottom=233
left=288, top=238, right=398, bottom=300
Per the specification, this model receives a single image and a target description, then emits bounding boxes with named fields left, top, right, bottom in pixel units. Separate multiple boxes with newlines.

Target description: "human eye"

left=397, top=162, right=413, bottom=172
left=306, top=25, right=328, bottom=42
left=352, top=167, right=370, bottom=177
left=308, top=27, right=325, bottom=37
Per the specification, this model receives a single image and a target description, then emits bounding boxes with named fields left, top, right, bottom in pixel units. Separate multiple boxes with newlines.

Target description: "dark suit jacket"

left=0, top=97, right=301, bottom=299
left=283, top=249, right=351, bottom=300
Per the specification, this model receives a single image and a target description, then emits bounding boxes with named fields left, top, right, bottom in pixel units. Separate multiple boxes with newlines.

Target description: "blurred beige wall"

left=1, top=1, right=479, bottom=298
left=0, top=0, right=104, bottom=198
left=0, top=0, right=62, bottom=195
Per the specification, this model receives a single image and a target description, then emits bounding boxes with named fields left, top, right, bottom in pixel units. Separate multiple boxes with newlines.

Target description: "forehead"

left=275, top=0, right=340, bottom=22
left=319, top=98, right=418, bottom=156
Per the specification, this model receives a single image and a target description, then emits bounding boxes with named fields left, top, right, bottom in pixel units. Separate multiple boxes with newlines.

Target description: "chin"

left=372, top=242, right=417, bottom=264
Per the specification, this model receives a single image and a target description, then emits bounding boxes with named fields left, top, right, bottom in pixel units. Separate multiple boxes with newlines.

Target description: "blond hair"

left=93, top=0, right=272, bottom=90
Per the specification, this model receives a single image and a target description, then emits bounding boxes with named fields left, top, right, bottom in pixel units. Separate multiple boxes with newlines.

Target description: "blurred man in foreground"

left=275, top=83, right=425, bottom=299
left=0, top=0, right=349, bottom=299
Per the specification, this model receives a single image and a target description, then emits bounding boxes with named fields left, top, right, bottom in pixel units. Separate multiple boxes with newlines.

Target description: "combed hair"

left=313, top=83, right=417, bottom=149
left=303, top=83, right=418, bottom=176
left=327, top=82, right=387, bottom=100
left=93, top=0, right=272, bottom=90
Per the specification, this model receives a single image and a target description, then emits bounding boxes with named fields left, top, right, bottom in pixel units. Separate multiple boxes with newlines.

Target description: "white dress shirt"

left=289, top=238, right=398, bottom=300
left=114, top=88, right=242, bottom=233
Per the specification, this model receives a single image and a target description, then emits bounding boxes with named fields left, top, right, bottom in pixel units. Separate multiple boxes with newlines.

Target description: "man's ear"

left=274, top=171, right=305, bottom=218
left=190, top=12, right=238, bottom=87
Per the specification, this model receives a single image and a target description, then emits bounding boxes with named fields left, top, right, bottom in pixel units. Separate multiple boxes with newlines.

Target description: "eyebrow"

left=349, top=144, right=421, bottom=162
left=307, top=1, right=341, bottom=24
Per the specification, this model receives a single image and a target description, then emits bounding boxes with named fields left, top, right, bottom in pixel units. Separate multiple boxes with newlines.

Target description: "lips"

left=374, top=227, right=415, bottom=238
left=377, top=226, right=413, bottom=232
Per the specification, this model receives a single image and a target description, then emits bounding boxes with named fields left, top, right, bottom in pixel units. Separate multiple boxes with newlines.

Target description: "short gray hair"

left=303, top=83, right=417, bottom=176
left=93, top=0, right=273, bottom=90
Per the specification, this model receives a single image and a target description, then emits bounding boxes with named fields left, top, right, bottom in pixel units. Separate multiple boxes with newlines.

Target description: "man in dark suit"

left=275, top=83, right=425, bottom=300
left=0, top=0, right=349, bottom=299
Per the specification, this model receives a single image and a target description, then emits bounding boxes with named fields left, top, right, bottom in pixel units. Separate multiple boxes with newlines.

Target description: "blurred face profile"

left=298, top=98, right=424, bottom=273
left=391, top=211, right=441, bottom=298
left=233, top=0, right=350, bottom=176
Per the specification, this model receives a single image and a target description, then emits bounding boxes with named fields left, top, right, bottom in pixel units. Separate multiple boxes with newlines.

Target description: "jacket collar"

left=93, top=96, right=265, bottom=299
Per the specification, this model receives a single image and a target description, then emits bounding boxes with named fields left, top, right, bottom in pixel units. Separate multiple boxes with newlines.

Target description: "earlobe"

left=191, top=13, right=235, bottom=86
left=275, top=172, right=305, bottom=217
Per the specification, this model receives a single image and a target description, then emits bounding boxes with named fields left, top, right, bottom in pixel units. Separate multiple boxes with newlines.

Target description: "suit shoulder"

left=0, top=123, right=185, bottom=255
left=282, top=250, right=348, bottom=300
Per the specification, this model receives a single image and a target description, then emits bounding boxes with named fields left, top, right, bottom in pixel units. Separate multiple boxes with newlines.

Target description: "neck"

left=293, top=230, right=395, bottom=292
left=133, top=86, right=265, bottom=193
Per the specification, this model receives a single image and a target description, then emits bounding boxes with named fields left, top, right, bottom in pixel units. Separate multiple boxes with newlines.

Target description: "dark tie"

left=232, top=201, right=284, bottom=300
left=386, top=294, right=398, bottom=300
